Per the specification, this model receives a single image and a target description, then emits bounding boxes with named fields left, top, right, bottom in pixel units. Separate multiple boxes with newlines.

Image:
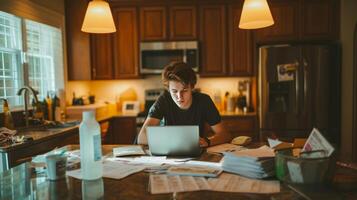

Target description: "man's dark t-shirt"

left=148, top=91, right=221, bottom=137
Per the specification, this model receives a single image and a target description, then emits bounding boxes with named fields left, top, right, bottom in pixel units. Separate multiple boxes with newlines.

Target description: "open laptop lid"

left=147, top=126, right=202, bottom=156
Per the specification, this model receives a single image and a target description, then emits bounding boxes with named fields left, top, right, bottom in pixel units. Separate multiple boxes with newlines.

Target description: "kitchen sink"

left=16, top=121, right=80, bottom=132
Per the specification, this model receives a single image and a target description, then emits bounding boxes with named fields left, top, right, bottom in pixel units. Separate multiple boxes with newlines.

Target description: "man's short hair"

left=162, top=61, right=197, bottom=88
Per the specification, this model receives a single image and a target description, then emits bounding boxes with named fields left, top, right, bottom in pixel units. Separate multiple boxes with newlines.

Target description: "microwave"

left=140, top=41, right=199, bottom=74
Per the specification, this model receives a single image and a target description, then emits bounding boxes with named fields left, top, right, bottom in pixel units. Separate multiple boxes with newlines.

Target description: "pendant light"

left=239, top=0, right=274, bottom=29
left=81, top=0, right=116, bottom=33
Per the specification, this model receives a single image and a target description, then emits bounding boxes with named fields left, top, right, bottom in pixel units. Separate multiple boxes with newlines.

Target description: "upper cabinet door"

left=140, top=7, right=167, bottom=41
left=199, top=5, right=227, bottom=77
left=254, top=0, right=300, bottom=43
left=113, top=8, right=140, bottom=79
left=228, top=5, right=253, bottom=76
left=301, top=0, right=339, bottom=41
left=90, top=34, right=114, bottom=80
left=65, top=0, right=91, bottom=80
left=169, top=6, right=197, bottom=40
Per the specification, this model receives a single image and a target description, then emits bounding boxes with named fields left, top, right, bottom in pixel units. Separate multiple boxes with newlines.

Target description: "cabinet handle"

left=92, top=68, right=96, bottom=78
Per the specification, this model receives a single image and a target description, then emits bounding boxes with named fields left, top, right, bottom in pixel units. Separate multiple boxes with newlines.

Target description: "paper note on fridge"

left=302, top=128, right=334, bottom=156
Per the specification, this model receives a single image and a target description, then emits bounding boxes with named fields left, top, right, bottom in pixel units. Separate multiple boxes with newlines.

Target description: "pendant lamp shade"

left=81, top=0, right=116, bottom=33
left=239, top=0, right=274, bottom=29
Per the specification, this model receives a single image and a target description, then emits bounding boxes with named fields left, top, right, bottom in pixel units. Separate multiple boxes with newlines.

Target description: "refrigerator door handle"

left=294, top=60, right=300, bottom=115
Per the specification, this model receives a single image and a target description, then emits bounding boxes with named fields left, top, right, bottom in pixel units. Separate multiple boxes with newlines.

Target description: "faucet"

left=17, top=86, right=40, bottom=127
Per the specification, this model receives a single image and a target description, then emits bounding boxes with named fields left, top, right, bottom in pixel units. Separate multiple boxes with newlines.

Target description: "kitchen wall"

left=66, top=76, right=251, bottom=110
left=340, top=0, right=357, bottom=161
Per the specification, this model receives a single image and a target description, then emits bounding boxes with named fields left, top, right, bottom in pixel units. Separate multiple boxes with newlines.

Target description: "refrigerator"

left=258, top=44, right=340, bottom=145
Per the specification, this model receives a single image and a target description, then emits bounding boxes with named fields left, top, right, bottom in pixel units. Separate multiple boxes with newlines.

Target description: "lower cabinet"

left=221, top=115, right=257, bottom=139
left=205, top=115, right=257, bottom=140
left=105, top=117, right=137, bottom=144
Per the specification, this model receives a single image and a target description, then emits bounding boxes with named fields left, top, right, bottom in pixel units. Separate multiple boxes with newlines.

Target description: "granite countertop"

left=0, top=125, right=79, bottom=152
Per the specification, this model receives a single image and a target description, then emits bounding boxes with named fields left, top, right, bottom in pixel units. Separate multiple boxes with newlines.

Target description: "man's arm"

left=204, top=121, right=232, bottom=146
left=137, top=117, right=161, bottom=145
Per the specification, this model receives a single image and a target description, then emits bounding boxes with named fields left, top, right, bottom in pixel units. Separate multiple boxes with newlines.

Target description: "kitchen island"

left=1, top=145, right=356, bottom=200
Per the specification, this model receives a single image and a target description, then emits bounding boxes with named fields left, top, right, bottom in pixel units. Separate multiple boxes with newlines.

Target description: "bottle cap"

left=83, top=111, right=95, bottom=120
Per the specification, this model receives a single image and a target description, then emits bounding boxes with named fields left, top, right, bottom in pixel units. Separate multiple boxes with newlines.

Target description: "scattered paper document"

left=222, top=146, right=275, bottom=179
left=113, top=145, right=146, bottom=157
left=167, top=165, right=222, bottom=177
left=207, top=143, right=245, bottom=154
left=107, top=156, right=192, bottom=166
left=184, top=160, right=222, bottom=169
left=227, top=145, right=275, bottom=159
left=208, top=173, right=280, bottom=194
left=302, top=128, right=334, bottom=156
left=268, top=138, right=282, bottom=148
left=66, top=161, right=146, bottom=180
left=149, top=173, right=280, bottom=194
left=149, top=174, right=211, bottom=194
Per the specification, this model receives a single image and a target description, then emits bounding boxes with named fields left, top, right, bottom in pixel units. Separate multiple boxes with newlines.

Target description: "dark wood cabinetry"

left=255, top=0, right=339, bottom=43
left=205, top=115, right=257, bottom=139
left=65, top=0, right=91, bottom=80
left=140, top=7, right=167, bottom=41
left=140, top=6, right=197, bottom=41
left=301, top=0, right=339, bottom=40
left=169, top=6, right=197, bottom=40
left=222, top=115, right=257, bottom=139
left=199, top=5, right=227, bottom=77
left=228, top=5, right=253, bottom=76
left=106, top=117, right=137, bottom=144
left=113, top=8, right=140, bottom=79
left=255, top=0, right=299, bottom=43
left=90, top=34, right=114, bottom=80
left=65, top=0, right=340, bottom=80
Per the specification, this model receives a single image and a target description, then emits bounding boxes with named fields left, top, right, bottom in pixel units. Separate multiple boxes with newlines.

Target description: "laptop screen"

left=147, top=126, right=201, bottom=156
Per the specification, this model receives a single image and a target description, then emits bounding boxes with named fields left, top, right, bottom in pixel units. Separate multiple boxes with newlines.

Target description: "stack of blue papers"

left=222, top=145, right=275, bottom=179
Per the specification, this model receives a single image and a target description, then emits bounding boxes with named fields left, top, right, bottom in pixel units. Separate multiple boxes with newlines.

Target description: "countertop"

left=1, top=145, right=357, bottom=200
left=0, top=125, right=78, bottom=153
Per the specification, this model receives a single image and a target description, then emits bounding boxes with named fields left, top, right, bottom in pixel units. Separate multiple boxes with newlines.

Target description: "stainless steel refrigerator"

left=258, top=44, right=340, bottom=145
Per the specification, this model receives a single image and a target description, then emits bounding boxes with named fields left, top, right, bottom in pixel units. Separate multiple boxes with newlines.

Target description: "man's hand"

left=199, top=137, right=209, bottom=148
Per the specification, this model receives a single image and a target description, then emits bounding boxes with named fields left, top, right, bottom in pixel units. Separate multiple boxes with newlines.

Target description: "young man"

left=137, top=62, right=231, bottom=147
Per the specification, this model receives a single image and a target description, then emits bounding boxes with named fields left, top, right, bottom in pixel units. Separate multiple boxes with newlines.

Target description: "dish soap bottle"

left=79, top=111, right=103, bottom=180
left=2, top=99, right=14, bottom=129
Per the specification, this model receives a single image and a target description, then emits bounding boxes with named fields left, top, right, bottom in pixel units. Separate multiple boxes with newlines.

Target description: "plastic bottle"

left=46, top=93, right=53, bottom=121
left=79, top=111, right=103, bottom=180
left=2, top=99, right=14, bottom=129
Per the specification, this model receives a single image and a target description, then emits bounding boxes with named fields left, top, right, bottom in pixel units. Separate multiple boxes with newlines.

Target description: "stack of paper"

left=222, top=146, right=276, bottom=179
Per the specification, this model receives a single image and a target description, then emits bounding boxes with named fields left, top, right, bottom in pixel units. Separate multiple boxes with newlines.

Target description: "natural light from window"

left=0, top=11, right=64, bottom=109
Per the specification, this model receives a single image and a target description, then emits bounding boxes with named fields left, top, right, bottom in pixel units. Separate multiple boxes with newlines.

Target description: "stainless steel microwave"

left=140, top=41, right=199, bottom=74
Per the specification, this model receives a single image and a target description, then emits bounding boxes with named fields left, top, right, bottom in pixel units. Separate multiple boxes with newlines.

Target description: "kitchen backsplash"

left=66, top=76, right=252, bottom=110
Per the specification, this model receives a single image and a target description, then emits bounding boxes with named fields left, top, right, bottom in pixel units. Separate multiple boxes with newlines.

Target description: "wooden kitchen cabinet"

left=205, top=115, right=257, bottom=139
left=140, top=6, right=197, bottom=41
left=169, top=6, right=197, bottom=40
left=140, top=7, right=167, bottom=41
left=254, top=0, right=300, bottom=43
left=112, top=7, right=140, bottom=79
left=105, top=117, right=137, bottom=144
left=65, top=0, right=91, bottom=80
left=301, top=0, right=339, bottom=41
left=199, top=5, right=227, bottom=77
left=90, top=34, right=114, bottom=80
left=228, top=4, right=254, bottom=76
left=221, top=115, right=257, bottom=139
left=254, top=0, right=339, bottom=43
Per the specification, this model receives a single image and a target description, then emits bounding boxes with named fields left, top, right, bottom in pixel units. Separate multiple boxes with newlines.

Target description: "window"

left=0, top=11, right=64, bottom=109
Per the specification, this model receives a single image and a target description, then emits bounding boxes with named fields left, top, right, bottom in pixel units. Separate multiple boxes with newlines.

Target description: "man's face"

left=168, top=80, right=193, bottom=109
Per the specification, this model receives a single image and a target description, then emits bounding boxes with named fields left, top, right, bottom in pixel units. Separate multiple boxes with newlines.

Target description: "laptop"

left=147, top=126, right=202, bottom=157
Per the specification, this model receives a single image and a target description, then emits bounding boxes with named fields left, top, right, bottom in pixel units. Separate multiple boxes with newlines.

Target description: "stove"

left=136, top=89, right=165, bottom=135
